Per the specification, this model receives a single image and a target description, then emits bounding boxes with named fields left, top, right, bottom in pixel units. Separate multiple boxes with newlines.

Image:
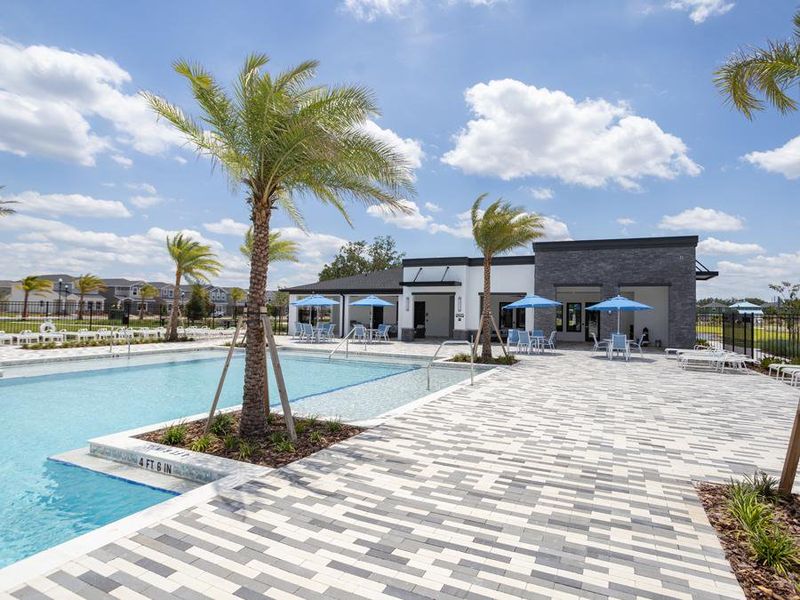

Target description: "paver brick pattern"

left=6, top=349, right=799, bottom=599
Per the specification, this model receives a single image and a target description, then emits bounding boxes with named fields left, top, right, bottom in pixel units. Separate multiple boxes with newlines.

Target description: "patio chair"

left=0, top=331, right=14, bottom=345
left=507, top=329, right=519, bottom=346
left=628, top=334, right=646, bottom=358
left=14, top=330, right=40, bottom=345
left=532, top=329, right=544, bottom=339
left=375, top=324, right=390, bottom=342
left=591, top=333, right=608, bottom=354
left=302, top=323, right=315, bottom=342
left=292, top=322, right=303, bottom=340
left=610, top=334, right=630, bottom=361
left=326, top=323, right=336, bottom=340
left=542, top=331, right=556, bottom=352
left=354, top=324, right=368, bottom=342
left=516, top=330, right=532, bottom=354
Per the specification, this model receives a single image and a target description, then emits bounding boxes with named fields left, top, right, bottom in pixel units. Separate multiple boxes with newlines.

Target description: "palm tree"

left=240, top=228, right=300, bottom=264
left=471, top=194, right=544, bottom=361
left=0, top=186, right=16, bottom=216
left=165, top=233, right=222, bottom=341
left=229, top=286, right=246, bottom=317
left=17, top=276, right=53, bottom=320
left=715, top=10, right=800, bottom=118
left=74, top=274, right=107, bottom=320
left=144, top=54, right=413, bottom=438
left=138, top=283, right=160, bottom=320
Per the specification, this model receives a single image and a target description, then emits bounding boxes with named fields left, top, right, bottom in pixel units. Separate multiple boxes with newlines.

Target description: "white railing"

left=328, top=327, right=358, bottom=360
left=427, top=339, right=474, bottom=391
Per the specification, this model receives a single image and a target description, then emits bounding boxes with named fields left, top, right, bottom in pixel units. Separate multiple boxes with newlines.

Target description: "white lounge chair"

left=14, top=330, right=40, bottom=345
left=0, top=331, right=14, bottom=345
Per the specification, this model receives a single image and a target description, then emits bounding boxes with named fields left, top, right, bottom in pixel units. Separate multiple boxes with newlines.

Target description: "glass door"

left=584, top=302, right=599, bottom=342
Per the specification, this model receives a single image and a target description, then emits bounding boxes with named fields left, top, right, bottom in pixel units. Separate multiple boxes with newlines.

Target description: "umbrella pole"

left=616, top=310, right=620, bottom=334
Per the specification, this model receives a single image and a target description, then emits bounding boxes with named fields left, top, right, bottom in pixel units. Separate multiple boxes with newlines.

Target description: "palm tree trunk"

left=77, top=292, right=84, bottom=320
left=240, top=201, right=271, bottom=439
left=481, top=254, right=493, bottom=361
left=167, top=273, right=181, bottom=341
left=22, top=291, right=29, bottom=320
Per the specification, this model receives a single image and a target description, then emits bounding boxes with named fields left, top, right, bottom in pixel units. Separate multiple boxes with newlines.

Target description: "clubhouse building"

left=283, top=235, right=717, bottom=349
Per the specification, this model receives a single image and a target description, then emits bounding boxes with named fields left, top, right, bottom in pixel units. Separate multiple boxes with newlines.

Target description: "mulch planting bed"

left=138, top=411, right=363, bottom=469
left=697, top=482, right=800, bottom=599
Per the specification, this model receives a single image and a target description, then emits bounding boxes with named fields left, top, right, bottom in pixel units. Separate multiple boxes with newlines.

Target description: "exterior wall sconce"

left=457, top=295, right=462, bottom=312
left=405, top=296, right=410, bottom=311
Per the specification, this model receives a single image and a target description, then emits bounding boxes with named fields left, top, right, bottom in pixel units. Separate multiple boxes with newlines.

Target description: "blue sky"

left=0, top=0, right=796, bottom=298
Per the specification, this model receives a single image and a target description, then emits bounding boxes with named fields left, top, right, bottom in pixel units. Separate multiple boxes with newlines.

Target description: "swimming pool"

left=0, top=349, right=473, bottom=567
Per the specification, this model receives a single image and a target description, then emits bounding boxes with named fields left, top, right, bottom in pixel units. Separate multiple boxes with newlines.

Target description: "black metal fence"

left=0, top=301, right=290, bottom=335
left=696, top=313, right=800, bottom=360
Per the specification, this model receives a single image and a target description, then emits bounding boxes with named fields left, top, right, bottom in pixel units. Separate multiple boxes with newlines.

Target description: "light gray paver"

left=5, top=348, right=798, bottom=598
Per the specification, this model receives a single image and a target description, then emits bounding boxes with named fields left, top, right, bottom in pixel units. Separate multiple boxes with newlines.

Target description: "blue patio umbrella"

left=350, top=295, right=394, bottom=329
left=292, top=294, right=340, bottom=326
left=585, top=295, right=652, bottom=334
left=501, top=294, right=561, bottom=330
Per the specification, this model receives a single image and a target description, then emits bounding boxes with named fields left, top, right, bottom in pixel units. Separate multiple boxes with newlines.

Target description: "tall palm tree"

left=471, top=194, right=544, bottom=361
left=229, top=287, right=246, bottom=317
left=138, top=283, right=160, bottom=320
left=17, top=276, right=53, bottom=320
left=144, top=54, right=413, bottom=438
left=715, top=10, right=800, bottom=118
left=240, top=228, right=300, bottom=264
left=74, top=274, right=106, bottom=320
left=0, top=186, right=16, bottom=216
left=165, top=233, right=222, bottom=341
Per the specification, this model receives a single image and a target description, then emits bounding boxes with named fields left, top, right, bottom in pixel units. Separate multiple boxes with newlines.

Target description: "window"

left=555, top=305, right=564, bottom=332
left=566, top=302, right=582, bottom=332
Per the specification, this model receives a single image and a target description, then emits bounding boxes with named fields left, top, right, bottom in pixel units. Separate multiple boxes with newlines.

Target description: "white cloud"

left=429, top=210, right=473, bottom=239
left=126, top=182, right=157, bottom=195
left=526, top=187, right=554, bottom=200
left=424, top=201, right=442, bottom=213
left=658, top=207, right=743, bottom=231
left=203, top=218, right=250, bottom=236
left=367, top=199, right=433, bottom=230
left=668, top=0, right=734, bottom=23
left=442, top=79, right=700, bottom=189
left=743, top=135, right=800, bottom=180
left=359, top=120, right=424, bottom=177
left=701, top=250, right=800, bottom=298
left=0, top=40, right=185, bottom=165
left=616, top=217, right=635, bottom=226
left=539, top=216, right=572, bottom=241
left=697, top=237, right=764, bottom=255
left=174, top=156, right=188, bottom=165
left=340, top=0, right=500, bottom=20
left=2, top=190, right=131, bottom=218
left=111, top=154, right=133, bottom=168
left=129, top=195, right=165, bottom=209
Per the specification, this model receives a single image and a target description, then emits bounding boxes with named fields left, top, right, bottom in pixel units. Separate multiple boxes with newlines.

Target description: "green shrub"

left=223, top=434, right=239, bottom=451
left=237, top=440, right=254, bottom=461
left=294, top=420, right=308, bottom=435
left=750, top=525, right=800, bottom=576
left=160, top=423, right=187, bottom=446
left=695, top=338, right=709, bottom=347
left=746, top=470, right=780, bottom=501
left=728, top=484, right=771, bottom=533
left=304, top=414, right=319, bottom=426
left=210, top=413, right=234, bottom=437
left=493, top=354, right=517, bottom=365
left=310, top=430, right=323, bottom=444
left=275, top=439, right=295, bottom=453
left=190, top=434, right=214, bottom=453
left=326, top=418, right=343, bottom=433
left=266, top=411, right=278, bottom=425
left=450, top=352, right=473, bottom=363
left=269, top=431, right=285, bottom=445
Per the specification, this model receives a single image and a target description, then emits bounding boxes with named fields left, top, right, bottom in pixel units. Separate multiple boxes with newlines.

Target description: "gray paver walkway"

left=4, top=349, right=799, bottom=599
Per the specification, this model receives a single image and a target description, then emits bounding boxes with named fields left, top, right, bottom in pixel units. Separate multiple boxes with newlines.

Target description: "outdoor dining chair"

left=516, top=330, right=532, bottom=354
left=628, top=334, right=646, bottom=358
left=610, top=333, right=630, bottom=361
left=591, top=333, right=609, bottom=354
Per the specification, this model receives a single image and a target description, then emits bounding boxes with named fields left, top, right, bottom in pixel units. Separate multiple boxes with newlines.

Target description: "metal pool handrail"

left=427, top=339, right=474, bottom=391
left=328, top=327, right=357, bottom=360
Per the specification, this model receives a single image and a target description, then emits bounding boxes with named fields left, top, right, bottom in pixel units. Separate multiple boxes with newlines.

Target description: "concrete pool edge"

left=0, top=360, right=502, bottom=589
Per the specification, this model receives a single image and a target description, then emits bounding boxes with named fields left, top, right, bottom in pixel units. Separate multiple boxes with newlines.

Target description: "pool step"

left=49, top=448, right=200, bottom=494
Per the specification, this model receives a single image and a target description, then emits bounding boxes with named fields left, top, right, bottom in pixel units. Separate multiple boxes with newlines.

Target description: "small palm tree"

left=17, top=276, right=53, bottom=320
left=471, top=194, right=544, bottom=361
left=0, top=186, right=16, bottom=217
left=138, top=283, right=160, bottom=320
left=166, top=233, right=222, bottom=341
left=229, top=287, right=246, bottom=317
left=715, top=10, right=800, bottom=118
left=74, top=274, right=106, bottom=320
left=144, top=54, right=413, bottom=438
left=240, top=228, right=300, bottom=264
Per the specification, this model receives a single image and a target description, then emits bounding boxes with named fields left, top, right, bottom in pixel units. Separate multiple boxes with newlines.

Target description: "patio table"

left=605, top=338, right=631, bottom=360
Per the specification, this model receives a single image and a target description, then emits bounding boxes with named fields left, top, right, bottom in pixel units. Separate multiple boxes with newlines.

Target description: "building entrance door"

left=413, top=301, right=426, bottom=338
left=585, top=302, right=600, bottom=342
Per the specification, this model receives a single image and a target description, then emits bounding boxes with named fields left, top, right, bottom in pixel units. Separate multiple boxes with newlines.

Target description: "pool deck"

left=3, top=347, right=799, bottom=598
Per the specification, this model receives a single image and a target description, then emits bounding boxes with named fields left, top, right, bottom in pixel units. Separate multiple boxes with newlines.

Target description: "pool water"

left=0, top=350, right=470, bottom=567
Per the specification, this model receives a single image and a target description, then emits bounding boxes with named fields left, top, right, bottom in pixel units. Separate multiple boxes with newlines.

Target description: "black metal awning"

left=695, top=259, right=718, bottom=281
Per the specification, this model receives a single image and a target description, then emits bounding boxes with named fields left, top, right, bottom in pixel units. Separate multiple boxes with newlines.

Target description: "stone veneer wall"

left=534, top=242, right=697, bottom=349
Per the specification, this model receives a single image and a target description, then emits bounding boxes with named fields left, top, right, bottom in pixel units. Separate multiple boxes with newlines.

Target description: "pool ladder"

left=328, top=327, right=360, bottom=360
left=426, top=339, right=474, bottom=391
